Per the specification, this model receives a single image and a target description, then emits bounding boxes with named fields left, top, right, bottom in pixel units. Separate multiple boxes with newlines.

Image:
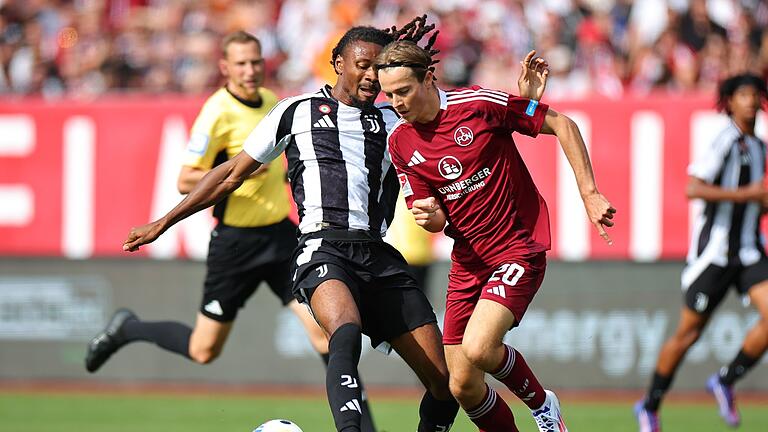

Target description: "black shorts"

left=201, top=218, right=298, bottom=322
left=683, top=258, right=768, bottom=314
left=291, top=230, right=437, bottom=351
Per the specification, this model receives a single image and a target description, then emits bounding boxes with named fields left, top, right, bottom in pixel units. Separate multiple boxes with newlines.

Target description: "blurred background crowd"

left=2, top=0, right=768, bottom=100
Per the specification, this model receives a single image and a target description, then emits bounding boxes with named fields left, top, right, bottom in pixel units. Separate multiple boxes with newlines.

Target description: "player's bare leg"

left=655, top=307, right=709, bottom=377
left=188, top=313, right=233, bottom=364
left=310, top=279, right=365, bottom=432
left=737, top=281, right=768, bottom=363
left=391, top=323, right=459, bottom=432
left=708, top=281, right=768, bottom=427
left=463, top=299, right=566, bottom=431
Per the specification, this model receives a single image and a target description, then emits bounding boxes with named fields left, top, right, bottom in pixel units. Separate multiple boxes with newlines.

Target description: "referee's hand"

left=123, top=221, right=164, bottom=252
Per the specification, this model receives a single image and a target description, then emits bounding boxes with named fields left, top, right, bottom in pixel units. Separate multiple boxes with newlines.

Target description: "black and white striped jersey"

left=242, top=85, right=401, bottom=235
left=683, top=120, right=767, bottom=288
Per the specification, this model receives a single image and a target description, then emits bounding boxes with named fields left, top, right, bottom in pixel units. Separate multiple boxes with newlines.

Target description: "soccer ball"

left=253, top=419, right=303, bottom=432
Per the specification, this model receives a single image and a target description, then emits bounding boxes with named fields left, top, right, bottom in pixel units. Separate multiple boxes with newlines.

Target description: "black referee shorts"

left=683, top=257, right=768, bottom=314
left=200, top=218, right=298, bottom=322
left=291, top=230, right=437, bottom=351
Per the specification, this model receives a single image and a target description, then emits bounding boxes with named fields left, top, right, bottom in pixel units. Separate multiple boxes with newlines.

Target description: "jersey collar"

left=224, top=86, right=263, bottom=108
left=438, top=88, right=448, bottom=110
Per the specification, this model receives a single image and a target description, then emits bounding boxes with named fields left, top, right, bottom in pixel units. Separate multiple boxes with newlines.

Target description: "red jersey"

left=388, top=86, right=550, bottom=267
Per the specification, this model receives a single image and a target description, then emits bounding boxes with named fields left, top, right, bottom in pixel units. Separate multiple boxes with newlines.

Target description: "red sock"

left=465, top=384, right=518, bottom=432
left=491, top=344, right=546, bottom=409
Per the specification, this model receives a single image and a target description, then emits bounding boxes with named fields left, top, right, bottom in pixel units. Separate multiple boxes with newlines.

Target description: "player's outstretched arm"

left=123, top=151, right=262, bottom=252
left=540, top=108, right=616, bottom=244
left=517, top=50, right=549, bottom=101
left=411, top=197, right=447, bottom=233
left=687, top=176, right=768, bottom=205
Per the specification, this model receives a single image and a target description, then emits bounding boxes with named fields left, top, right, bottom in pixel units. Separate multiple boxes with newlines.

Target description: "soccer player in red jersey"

left=375, top=41, right=616, bottom=432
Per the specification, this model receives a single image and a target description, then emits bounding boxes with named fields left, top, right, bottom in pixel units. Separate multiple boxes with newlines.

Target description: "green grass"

left=1, top=392, right=767, bottom=432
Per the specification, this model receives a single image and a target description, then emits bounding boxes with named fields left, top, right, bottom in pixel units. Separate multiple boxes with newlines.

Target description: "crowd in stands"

left=2, top=0, right=768, bottom=99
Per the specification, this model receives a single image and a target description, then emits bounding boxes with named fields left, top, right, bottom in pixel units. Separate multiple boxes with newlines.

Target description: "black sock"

left=321, top=350, right=376, bottom=432
left=417, top=391, right=459, bottom=432
left=719, top=350, right=760, bottom=386
left=326, top=323, right=363, bottom=432
left=120, top=320, right=192, bottom=359
left=644, top=372, right=673, bottom=412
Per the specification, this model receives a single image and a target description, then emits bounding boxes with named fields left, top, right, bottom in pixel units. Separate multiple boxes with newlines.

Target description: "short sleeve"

left=688, top=135, right=736, bottom=184
left=502, top=96, right=548, bottom=137
left=464, top=86, right=548, bottom=138
left=183, top=100, right=227, bottom=168
left=243, top=98, right=298, bottom=163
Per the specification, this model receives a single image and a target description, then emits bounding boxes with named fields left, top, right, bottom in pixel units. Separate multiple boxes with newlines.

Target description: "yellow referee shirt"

left=183, top=87, right=290, bottom=227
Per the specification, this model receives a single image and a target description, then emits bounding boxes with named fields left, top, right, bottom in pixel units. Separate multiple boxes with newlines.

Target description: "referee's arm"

left=123, top=151, right=262, bottom=251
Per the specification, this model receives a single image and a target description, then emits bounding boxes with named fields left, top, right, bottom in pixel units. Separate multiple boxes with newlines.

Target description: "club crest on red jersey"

left=454, top=126, right=474, bottom=146
left=438, top=156, right=463, bottom=180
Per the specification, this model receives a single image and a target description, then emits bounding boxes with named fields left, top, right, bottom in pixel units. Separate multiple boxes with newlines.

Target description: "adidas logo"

left=340, top=399, right=362, bottom=413
left=204, top=300, right=223, bottom=316
left=313, top=114, right=335, bottom=129
left=486, top=285, right=506, bottom=298
left=407, top=150, right=426, bottom=166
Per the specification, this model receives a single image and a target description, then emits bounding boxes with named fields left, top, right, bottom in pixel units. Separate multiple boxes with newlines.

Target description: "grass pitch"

left=1, top=390, right=767, bottom=431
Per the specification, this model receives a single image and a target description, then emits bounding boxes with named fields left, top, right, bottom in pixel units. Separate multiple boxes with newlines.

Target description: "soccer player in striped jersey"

left=121, top=18, right=461, bottom=432
left=635, top=74, right=768, bottom=432
left=85, top=31, right=377, bottom=430
left=375, top=41, right=615, bottom=432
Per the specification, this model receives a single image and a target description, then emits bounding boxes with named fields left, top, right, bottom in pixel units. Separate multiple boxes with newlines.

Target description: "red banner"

left=0, top=94, right=765, bottom=260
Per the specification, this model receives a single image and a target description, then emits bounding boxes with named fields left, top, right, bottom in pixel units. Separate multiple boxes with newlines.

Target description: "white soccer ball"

left=253, top=419, right=304, bottom=432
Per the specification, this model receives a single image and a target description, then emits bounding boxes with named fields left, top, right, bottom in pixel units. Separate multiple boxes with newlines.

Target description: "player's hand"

left=123, top=221, right=165, bottom=252
left=582, top=192, right=616, bottom=245
left=411, top=197, right=441, bottom=227
left=517, top=50, right=549, bottom=101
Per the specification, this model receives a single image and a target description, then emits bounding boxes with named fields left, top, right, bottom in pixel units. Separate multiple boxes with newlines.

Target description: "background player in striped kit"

left=635, top=73, right=768, bottom=432
left=121, top=17, right=461, bottom=432
left=85, top=31, right=376, bottom=431
left=376, top=41, right=615, bottom=432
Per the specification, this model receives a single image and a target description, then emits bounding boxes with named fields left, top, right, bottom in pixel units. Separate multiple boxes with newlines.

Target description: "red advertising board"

left=0, top=94, right=764, bottom=260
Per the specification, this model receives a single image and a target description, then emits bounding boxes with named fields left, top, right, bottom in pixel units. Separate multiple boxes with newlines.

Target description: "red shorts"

left=443, top=252, right=546, bottom=345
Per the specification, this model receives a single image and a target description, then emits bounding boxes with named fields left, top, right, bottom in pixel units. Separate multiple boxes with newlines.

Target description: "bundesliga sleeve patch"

left=398, top=173, right=414, bottom=197
left=525, top=99, right=539, bottom=117
left=187, top=133, right=209, bottom=155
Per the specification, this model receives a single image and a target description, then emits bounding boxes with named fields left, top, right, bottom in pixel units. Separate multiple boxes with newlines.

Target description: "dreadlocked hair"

left=716, top=73, right=768, bottom=114
left=375, top=14, right=441, bottom=81
left=329, top=15, right=440, bottom=77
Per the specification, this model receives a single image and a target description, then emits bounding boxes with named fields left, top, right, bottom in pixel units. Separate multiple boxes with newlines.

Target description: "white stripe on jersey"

left=336, top=102, right=372, bottom=230
left=446, top=89, right=508, bottom=105
left=446, top=95, right=508, bottom=106
left=294, top=101, right=324, bottom=231
left=447, top=88, right=509, bottom=99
